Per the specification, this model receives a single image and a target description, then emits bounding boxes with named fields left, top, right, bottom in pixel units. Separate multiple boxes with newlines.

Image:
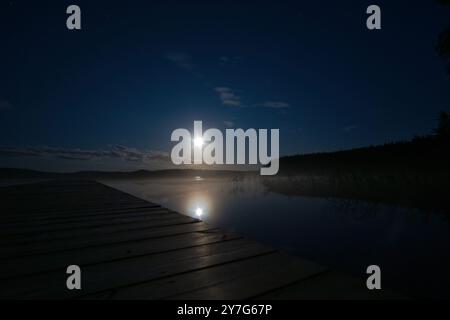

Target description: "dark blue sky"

left=1, top=0, right=449, bottom=171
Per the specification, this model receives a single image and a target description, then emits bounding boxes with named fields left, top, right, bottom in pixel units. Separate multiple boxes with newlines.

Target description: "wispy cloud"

left=218, top=56, right=242, bottom=67
left=0, top=100, right=13, bottom=110
left=223, top=120, right=234, bottom=128
left=164, top=52, right=195, bottom=71
left=214, top=87, right=242, bottom=107
left=219, top=56, right=230, bottom=64
left=343, top=125, right=358, bottom=132
left=214, top=89, right=290, bottom=110
left=0, top=145, right=170, bottom=163
left=255, top=101, right=290, bottom=109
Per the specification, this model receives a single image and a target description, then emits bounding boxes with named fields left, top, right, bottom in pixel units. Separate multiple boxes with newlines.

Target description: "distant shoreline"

left=0, top=168, right=257, bottom=180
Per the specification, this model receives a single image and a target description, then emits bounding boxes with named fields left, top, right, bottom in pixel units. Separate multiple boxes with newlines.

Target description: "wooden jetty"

left=0, top=180, right=400, bottom=299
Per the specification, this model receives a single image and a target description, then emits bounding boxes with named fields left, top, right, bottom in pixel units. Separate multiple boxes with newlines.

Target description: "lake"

left=104, top=175, right=450, bottom=298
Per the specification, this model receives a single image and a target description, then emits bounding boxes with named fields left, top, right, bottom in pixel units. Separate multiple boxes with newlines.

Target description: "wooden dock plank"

left=0, top=239, right=274, bottom=299
left=0, top=216, right=197, bottom=245
left=0, top=221, right=214, bottom=259
left=253, top=271, right=405, bottom=300
left=0, top=181, right=158, bottom=216
left=82, top=253, right=325, bottom=300
left=1, top=202, right=159, bottom=218
left=167, top=253, right=327, bottom=300
left=0, top=230, right=240, bottom=280
left=0, top=206, right=164, bottom=224
left=0, top=209, right=177, bottom=235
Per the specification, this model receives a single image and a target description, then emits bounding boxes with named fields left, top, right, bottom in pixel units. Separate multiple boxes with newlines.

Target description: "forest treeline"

left=279, top=111, right=450, bottom=176
left=269, top=112, right=450, bottom=213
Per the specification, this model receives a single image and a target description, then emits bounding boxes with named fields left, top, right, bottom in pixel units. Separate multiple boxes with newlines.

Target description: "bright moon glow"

left=194, top=136, right=204, bottom=147
left=195, top=207, right=203, bottom=217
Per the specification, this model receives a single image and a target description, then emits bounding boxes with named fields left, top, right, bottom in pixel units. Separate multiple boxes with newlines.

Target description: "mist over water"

left=103, top=175, right=450, bottom=299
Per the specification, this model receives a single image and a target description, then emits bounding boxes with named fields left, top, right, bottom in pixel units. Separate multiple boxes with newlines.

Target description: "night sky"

left=1, top=0, right=449, bottom=171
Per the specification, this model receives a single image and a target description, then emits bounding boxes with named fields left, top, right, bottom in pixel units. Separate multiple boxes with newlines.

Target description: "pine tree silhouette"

left=434, top=111, right=450, bottom=141
left=437, top=0, right=450, bottom=74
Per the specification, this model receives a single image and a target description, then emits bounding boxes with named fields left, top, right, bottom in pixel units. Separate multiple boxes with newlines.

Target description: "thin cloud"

left=215, top=87, right=242, bottom=107
left=0, top=100, right=13, bottom=110
left=164, top=52, right=195, bottom=71
left=218, top=56, right=243, bottom=67
left=223, top=120, right=234, bottom=128
left=255, top=101, right=290, bottom=109
left=343, top=125, right=358, bottom=132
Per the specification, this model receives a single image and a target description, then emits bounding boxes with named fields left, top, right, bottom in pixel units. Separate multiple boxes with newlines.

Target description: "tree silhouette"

left=437, top=0, right=450, bottom=74
left=434, top=111, right=450, bottom=140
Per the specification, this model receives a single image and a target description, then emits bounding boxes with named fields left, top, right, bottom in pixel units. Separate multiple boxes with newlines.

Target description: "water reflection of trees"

left=327, top=198, right=382, bottom=222
left=263, top=176, right=449, bottom=227
left=227, top=174, right=267, bottom=196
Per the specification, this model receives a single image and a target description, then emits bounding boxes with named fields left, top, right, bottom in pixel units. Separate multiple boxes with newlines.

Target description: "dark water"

left=103, top=176, right=450, bottom=298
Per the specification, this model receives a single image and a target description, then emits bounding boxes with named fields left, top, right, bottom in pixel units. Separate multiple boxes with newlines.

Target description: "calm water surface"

left=103, top=175, right=450, bottom=298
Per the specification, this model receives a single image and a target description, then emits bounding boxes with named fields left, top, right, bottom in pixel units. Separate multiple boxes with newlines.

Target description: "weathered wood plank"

left=0, top=221, right=214, bottom=259
left=253, top=271, right=406, bottom=300
left=0, top=216, right=197, bottom=245
left=0, top=239, right=273, bottom=299
left=167, top=253, right=327, bottom=300
left=0, top=205, right=163, bottom=224
left=0, top=230, right=240, bottom=279
left=0, top=181, right=159, bottom=217
left=1, top=202, right=158, bottom=217
left=0, top=210, right=183, bottom=236
left=82, top=252, right=319, bottom=300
